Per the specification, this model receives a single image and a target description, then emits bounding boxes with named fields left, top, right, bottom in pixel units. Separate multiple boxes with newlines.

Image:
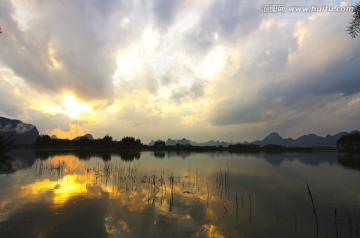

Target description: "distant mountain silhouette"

left=1, top=116, right=358, bottom=149
left=0, top=117, right=39, bottom=144
left=194, top=140, right=231, bottom=147
left=165, top=138, right=179, bottom=146
left=149, top=138, right=192, bottom=146
left=253, top=131, right=352, bottom=147
left=149, top=138, right=231, bottom=147
left=150, top=131, right=358, bottom=148
left=254, top=132, right=289, bottom=145
left=73, top=134, right=94, bottom=141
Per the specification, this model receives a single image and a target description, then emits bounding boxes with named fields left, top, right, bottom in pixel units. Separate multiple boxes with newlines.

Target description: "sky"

left=0, top=0, right=359, bottom=143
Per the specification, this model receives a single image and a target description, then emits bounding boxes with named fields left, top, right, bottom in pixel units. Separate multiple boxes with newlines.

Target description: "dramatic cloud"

left=0, top=0, right=359, bottom=142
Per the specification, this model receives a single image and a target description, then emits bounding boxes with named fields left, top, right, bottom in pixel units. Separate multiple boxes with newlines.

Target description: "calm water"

left=0, top=150, right=359, bottom=238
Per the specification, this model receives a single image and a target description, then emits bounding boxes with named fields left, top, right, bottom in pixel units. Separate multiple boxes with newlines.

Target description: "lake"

left=0, top=150, right=359, bottom=237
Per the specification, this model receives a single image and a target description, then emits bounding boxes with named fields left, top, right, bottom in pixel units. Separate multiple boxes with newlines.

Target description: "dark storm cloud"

left=210, top=3, right=360, bottom=133
left=212, top=106, right=261, bottom=125
left=211, top=54, right=360, bottom=126
left=211, top=95, right=279, bottom=125
left=280, top=57, right=360, bottom=107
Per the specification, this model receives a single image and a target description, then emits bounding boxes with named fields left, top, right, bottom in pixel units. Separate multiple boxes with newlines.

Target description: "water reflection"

left=0, top=154, right=15, bottom=174
left=338, top=153, right=360, bottom=171
left=0, top=150, right=350, bottom=174
left=0, top=151, right=359, bottom=237
left=260, top=152, right=339, bottom=167
left=0, top=150, right=36, bottom=174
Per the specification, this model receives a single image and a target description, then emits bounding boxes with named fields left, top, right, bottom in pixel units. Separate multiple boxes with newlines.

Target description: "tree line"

left=35, top=135, right=143, bottom=150
left=33, top=132, right=360, bottom=152
left=336, top=132, right=360, bottom=152
left=1, top=132, right=360, bottom=153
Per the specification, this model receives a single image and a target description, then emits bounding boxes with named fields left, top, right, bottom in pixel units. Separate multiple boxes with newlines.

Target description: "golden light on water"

left=20, top=179, right=54, bottom=196
left=47, top=155, right=82, bottom=171
left=7, top=152, right=268, bottom=238
left=20, top=174, right=87, bottom=205
left=8, top=154, right=263, bottom=237
left=53, top=174, right=87, bottom=205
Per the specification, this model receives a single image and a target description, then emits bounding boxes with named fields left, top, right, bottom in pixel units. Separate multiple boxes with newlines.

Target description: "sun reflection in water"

left=19, top=156, right=233, bottom=237
left=20, top=174, right=88, bottom=205
left=53, top=174, right=87, bottom=205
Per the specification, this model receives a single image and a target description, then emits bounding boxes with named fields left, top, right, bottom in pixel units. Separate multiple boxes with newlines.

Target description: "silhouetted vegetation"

left=33, top=135, right=143, bottom=161
left=36, top=135, right=72, bottom=147
left=102, top=135, right=112, bottom=148
left=35, top=135, right=52, bottom=145
left=262, top=144, right=286, bottom=152
left=118, top=136, right=142, bottom=149
left=348, top=2, right=360, bottom=38
left=76, top=135, right=91, bottom=148
left=228, top=143, right=260, bottom=151
left=35, top=135, right=118, bottom=150
left=27, top=133, right=355, bottom=154
left=154, top=140, right=166, bottom=147
left=336, top=132, right=360, bottom=152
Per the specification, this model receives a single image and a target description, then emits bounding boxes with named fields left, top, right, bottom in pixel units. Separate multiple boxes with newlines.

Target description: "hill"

left=0, top=117, right=39, bottom=144
left=253, top=132, right=351, bottom=148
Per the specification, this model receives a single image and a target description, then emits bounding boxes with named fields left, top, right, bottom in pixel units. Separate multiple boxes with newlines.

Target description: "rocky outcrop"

left=0, top=117, right=39, bottom=144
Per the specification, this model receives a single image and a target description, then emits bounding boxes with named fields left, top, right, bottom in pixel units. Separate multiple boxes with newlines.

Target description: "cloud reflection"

left=0, top=152, right=359, bottom=237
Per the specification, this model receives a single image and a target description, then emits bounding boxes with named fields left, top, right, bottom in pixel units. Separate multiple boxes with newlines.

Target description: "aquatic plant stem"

left=306, top=182, right=319, bottom=232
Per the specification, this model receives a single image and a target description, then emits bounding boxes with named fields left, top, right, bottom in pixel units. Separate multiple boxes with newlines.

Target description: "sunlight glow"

left=141, top=27, right=159, bottom=50
left=201, top=46, right=225, bottom=79
left=39, top=94, right=93, bottom=121
left=113, top=48, right=140, bottom=82
left=62, top=95, right=92, bottom=119
left=45, top=123, right=88, bottom=140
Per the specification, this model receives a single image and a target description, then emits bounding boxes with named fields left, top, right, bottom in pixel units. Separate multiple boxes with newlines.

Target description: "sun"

left=38, top=94, right=93, bottom=120
left=62, top=95, right=92, bottom=119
